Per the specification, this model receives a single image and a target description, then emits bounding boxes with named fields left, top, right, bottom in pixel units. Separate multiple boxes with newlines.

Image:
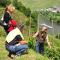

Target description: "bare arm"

left=33, top=31, right=39, bottom=37
left=46, top=35, right=51, bottom=48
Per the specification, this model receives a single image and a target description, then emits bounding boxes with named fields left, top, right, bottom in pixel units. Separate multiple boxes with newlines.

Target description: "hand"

left=19, top=40, right=28, bottom=45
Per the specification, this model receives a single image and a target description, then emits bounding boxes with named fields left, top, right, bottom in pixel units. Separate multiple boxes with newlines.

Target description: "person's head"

left=41, top=26, right=48, bottom=33
left=5, top=4, right=15, bottom=13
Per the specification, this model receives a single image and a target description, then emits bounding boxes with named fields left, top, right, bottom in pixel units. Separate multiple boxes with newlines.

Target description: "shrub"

left=28, top=37, right=36, bottom=50
left=44, top=36, right=60, bottom=60
left=31, top=11, right=38, bottom=23
left=40, top=11, right=60, bottom=24
left=55, top=33, right=60, bottom=39
left=25, top=20, right=30, bottom=26
left=45, top=47, right=60, bottom=60
left=31, top=11, right=38, bottom=28
left=13, top=0, right=38, bottom=26
left=24, top=8, right=31, bottom=17
left=0, top=0, right=11, bottom=7
left=13, top=0, right=31, bottom=17
left=0, top=27, right=6, bottom=37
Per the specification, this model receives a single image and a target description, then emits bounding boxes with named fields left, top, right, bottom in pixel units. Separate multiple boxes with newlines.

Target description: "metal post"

left=29, top=14, right=31, bottom=40
left=37, top=13, right=40, bottom=31
left=52, top=20, right=54, bottom=47
left=52, top=20, right=54, bottom=35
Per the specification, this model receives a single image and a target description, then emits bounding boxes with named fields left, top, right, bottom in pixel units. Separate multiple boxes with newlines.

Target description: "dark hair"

left=5, top=6, right=8, bottom=12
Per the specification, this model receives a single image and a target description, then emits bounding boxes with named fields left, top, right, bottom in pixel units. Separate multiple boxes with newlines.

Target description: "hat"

left=40, top=23, right=53, bottom=29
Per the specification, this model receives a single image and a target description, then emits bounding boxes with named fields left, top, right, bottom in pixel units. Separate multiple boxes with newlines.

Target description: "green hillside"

left=19, top=0, right=60, bottom=11
left=0, top=0, right=60, bottom=60
left=0, top=7, right=49, bottom=60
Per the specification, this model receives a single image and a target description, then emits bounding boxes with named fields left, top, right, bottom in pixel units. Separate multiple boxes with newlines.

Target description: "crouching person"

left=5, top=28, right=28, bottom=58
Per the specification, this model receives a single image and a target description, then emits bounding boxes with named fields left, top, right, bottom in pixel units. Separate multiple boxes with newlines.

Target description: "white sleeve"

left=6, top=28, right=24, bottom=43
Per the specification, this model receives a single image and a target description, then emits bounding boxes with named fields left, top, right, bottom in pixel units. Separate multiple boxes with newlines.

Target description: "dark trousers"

left=36, top=41, right=44, bottom=55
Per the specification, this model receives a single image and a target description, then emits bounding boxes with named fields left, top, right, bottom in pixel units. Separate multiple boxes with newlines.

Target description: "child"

left=33, top=26, right=51, bottom=55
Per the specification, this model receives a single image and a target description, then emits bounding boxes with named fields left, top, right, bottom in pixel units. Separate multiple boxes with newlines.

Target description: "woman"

left=0, top=4, right=15, bottom=34
left=33, top=26, right=51, bottom=55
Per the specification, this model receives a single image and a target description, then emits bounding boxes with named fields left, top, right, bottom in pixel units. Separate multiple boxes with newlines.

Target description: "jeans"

left=36, top=40, right=44, bottom=55
left=5, top=44, right=28, bottom=55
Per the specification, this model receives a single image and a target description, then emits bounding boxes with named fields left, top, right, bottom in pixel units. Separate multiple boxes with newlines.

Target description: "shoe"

left=8, top=52, right=14, bottom=59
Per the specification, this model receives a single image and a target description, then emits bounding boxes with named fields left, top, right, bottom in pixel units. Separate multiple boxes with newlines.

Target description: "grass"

left=1, top=34, right=60, bottom=60
left=19, top=0, right=60, bottom=11
left=0, top=35, right=49, bottom=60
left=0, top=7, right=49, bottom=60
left=49, top=35, right=60, bottom=47
left=0, top=1, right=60, bottom=59
left=0, top=34, right=36, bottom=60
left=0, top=27, right=60, bottom=60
